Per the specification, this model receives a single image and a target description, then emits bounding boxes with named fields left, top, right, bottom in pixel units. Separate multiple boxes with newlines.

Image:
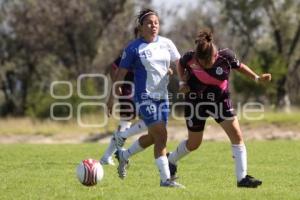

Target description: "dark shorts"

left=119, top=98, right=136, bottom=121
left=184, top=96, right=235, bottom=132
left=118, top=78, right=135, bottom=120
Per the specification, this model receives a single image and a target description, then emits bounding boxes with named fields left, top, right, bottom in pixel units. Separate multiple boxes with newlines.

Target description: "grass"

left=0, top=141, right=299, bottom=200
left=0, top=115, right=118, bottom=136
left=1, top=111, right=300, bottom=136
left=238, top=111, right=300, bottom=126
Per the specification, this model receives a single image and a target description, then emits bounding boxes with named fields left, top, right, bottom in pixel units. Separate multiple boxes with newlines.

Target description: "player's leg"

left=150, top=100, right=184, bottom=187
left=168, top=130, right=203, bottom=165
left=168, top=99, right=207, bottom=178
left=114, top=119, right=147, bottom=148
left=116, top=99, right=184, bottom=187
left=219, top=117, right=245, bottom=178
left=100, top=98, right=134, bottom=165
left=114, top=99, right=147, bottom=148
left=116, top=133, right=153, bottom=178
left=219, top=115, right=262, bottom=187
left=148, top=121, right=184, bottom=188
left=100, top=136, right=117, bottom=165
left=116, top=100, right=157, bottom=179
left=119, top=133, right=153, bottom=161
left=119, top=100, right=147, bottom=138
left=148, top=122, right=170, bottom=181
left=118, top=119, right=147, bottom=139
left=100, top=119, right=131, bottom=165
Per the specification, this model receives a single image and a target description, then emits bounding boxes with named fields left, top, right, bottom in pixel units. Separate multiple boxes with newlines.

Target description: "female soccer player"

left=100, top=52, right=147, bottom=165
left=107, top=8, right=184, bottom=188
left=167, top=28, right=271, bottom=188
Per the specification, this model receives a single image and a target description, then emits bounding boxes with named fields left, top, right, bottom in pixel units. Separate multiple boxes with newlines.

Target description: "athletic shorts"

left=184, top=95, right=235, bottom=132
left=137, top=98, right=169, bottom=126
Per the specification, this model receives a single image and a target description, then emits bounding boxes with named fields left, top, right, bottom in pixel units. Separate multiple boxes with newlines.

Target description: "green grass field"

left=1, top=141, right=299, bottom=200
left=1, top=111, right=300, bottom=136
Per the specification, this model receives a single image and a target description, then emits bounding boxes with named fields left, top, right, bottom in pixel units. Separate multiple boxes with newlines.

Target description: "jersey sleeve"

left=119, top=46, right=136, bottom=70
left=167, top=39, right=181, bottom=62
left=222, top=49, right=241, bottom=69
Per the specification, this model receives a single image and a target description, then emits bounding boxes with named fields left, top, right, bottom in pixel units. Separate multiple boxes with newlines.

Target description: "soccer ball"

left=76, top=159, right=104, bottom=186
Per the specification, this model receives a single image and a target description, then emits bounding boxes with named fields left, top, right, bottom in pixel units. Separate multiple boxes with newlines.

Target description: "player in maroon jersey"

left=167, top=28, right=271, bottom=188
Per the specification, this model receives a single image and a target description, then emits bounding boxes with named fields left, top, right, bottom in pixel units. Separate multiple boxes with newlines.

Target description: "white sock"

left=232, top=144, right=247, bottom=181
left=119, top=120, right=132, bottom=132
left=155, top=156, right=171, bottom=182
left=123, top=140, right=144, bottom=160
left=120, top=120, right=147, bottom=138
left=101, top=137, right=116, bottom=160
left=168, top=140, right=190, bottom=165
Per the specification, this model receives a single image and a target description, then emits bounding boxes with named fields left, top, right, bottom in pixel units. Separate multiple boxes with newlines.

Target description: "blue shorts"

left=136, top=98, right=169, bottom=127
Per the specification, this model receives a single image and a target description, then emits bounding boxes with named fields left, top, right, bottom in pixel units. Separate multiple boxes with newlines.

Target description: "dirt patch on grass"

left=0, top=124, right=299, bottom=144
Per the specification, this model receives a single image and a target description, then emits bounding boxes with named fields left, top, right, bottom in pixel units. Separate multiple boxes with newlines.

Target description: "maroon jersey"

left=180, top=48, right=241, bottom=101
left=181, top=49, right=239, bottom=131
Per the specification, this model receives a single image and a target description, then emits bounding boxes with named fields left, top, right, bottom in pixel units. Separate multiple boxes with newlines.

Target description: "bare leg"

left=168, top=130, right=203, bottom=165
left=219, top=116, right=247, bottom=181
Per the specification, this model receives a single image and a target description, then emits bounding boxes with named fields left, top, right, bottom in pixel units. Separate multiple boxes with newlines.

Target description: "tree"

left=218, top=0, right=300, bottom=109
left=0, top=0, right=136, bottom=116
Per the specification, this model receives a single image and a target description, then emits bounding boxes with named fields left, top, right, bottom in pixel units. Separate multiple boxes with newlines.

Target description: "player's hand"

left=167, top=68, right=174, bottom=75
left=178, top=83, right=190, bottom=94
left=259, top=73, right=272, bottom=82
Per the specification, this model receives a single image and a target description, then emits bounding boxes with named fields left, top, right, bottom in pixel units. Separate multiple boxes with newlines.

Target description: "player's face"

left=140, top=15, right=159, bottom=40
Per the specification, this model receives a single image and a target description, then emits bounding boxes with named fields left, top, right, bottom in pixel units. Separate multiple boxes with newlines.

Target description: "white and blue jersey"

left=119, top=36, right=180, bottom=126
left=119, top=36, right=180, bottom=101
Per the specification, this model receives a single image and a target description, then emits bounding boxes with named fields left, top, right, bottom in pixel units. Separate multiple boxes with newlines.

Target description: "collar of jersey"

left=140, top=35, right=159, bottom=43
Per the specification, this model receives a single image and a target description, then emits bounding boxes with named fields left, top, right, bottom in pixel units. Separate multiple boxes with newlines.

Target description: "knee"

left=139, top=135, right=154, bottom=148
left=186, top=140, right=202, bottom=151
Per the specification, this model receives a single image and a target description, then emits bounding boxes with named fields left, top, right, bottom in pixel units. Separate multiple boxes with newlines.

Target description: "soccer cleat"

left=237, top=175, right=262, bottom=188
left=114, top=131, right=126, bottom=149
left=116, top=149, right=129, bottom=179
left=166, top=152, right=178, bottom=180
left=100, top=157, right=115, bottom=166
left=160, top=179, right=185, bottom=188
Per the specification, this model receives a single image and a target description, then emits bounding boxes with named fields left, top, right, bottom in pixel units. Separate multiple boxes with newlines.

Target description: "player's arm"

left=176, top=59, right=190, bottom=93
left=167, top=61, right=177, bottom=75
left=176, top=59, right=185, bottom=82
left=106, top=61, right=119, bottom=116
left=237, top=63, right=272, bottom=83
left=110, top=65, right=119, bottom=82
left=107, top=68, right=128, bottom=117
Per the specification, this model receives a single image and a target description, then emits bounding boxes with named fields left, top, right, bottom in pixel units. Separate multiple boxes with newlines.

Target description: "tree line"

left=0, top=0, right=299, bottom=118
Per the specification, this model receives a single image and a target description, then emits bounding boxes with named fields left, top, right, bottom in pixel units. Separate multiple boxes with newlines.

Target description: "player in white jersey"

left=100, top=27, right=148, bottom=166
left=107, top=8, right=184, bottom=188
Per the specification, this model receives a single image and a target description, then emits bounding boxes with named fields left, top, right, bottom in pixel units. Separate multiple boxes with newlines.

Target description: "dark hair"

left=133, top=26, right=139, bottom=38
left=137, top=8, right=158, bottom=25
left=195, top=28, right=214, bottom=62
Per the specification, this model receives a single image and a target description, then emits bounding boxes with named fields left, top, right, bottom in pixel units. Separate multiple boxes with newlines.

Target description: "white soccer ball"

left=76, top=158, right=104, bottom=186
